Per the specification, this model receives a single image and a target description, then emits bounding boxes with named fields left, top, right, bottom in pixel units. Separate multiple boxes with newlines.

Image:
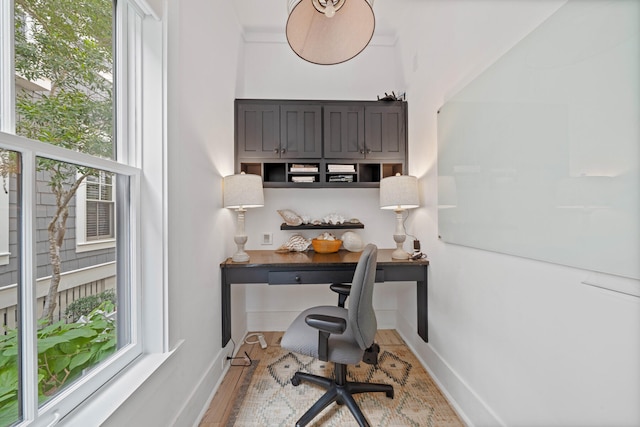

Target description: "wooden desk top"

left=220, top=249, right=429, bottom=268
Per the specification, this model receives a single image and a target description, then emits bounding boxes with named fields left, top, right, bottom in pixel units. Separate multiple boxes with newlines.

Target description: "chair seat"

left=281, top=305, right=364, bottom=365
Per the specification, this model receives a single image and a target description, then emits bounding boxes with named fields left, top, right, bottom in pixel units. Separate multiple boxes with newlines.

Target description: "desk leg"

left=221, top=269, right=231, bottom=347
left=417, top=267, right=428, bottom=342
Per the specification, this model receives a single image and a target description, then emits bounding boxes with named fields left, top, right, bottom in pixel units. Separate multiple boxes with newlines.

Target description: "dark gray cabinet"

left=236, top=101, right=322, bottom=159
left=323, top=105, right=365, bottom=159
left=236, top=102, right=280, bottom=158
left=281, top=104, right=322, bottom=158
left=364, top=104, right=405, bottom=159
left=236, top=99, right=407, bottom=188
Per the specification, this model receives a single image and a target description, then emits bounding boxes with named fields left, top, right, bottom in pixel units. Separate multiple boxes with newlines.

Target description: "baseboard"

left=187, top=347, right=232, bottom=427
left=396, top=315, right=505, bottom=427
left=247, top=309, right=396, bottom=332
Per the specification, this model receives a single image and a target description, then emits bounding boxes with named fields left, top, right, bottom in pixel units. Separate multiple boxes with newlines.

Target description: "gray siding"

left=0, top=172, right=115, bottom=288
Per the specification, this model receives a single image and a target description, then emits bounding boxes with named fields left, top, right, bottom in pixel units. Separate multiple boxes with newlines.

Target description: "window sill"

left=64, top=340, right=184, bottom=425
left=75, top=239, right=116, bottom=253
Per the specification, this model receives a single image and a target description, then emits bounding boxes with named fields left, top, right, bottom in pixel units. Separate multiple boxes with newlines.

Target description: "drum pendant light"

left=286, top=0, right=375, bottom=65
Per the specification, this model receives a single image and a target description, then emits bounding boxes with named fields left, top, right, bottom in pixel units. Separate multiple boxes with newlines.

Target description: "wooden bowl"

left=311, top=238, right=342, bottom=254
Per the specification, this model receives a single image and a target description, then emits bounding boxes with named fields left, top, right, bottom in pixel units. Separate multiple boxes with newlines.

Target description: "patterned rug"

left=227, top=341, right=464, bottom=426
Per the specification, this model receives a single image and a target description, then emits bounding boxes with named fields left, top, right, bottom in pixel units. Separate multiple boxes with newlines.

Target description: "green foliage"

left=14, top=0, right=114, bottom=160
left=12, top=0, right=115, bottom=325
left=0, top=302, right=117, bottom=426
left=65, top=289, right=116, bottom=322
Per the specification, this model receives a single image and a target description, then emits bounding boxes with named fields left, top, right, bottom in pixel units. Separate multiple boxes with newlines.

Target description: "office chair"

left=280, top=244, right=393, bottom=427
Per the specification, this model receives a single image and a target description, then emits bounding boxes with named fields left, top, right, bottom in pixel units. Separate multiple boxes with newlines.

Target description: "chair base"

left=291, top=363, right=394, bottom=427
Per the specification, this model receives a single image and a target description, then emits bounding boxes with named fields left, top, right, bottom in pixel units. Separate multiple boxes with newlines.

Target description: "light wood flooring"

left=198, top=330, right=406, bottom=427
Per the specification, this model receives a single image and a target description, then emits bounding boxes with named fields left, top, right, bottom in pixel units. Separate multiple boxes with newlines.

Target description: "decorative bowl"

left=311, top=238, right=342, bottom=254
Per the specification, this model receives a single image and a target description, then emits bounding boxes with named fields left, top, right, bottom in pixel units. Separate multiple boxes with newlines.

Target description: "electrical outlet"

left=261, top=233, right=273, bottom=245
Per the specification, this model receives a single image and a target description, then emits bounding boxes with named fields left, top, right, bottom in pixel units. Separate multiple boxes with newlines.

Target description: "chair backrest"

left=347, top=244, right=378, bottom=350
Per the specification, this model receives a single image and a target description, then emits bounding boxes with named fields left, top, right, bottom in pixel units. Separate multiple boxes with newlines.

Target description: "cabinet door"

left=280, top=104, right=322, bottom=158
left=364, top=104, right=406, bottom=159
left=236, top=102, right=280, bottom=158
left=323, top=105, right=365, bottom=159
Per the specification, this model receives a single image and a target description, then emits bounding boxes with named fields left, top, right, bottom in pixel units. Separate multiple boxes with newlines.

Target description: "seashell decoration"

left=278, top=209, right=303, bottom=226
left=277, top=234, right=312, bottom=252
left=322, top=213, right=346, bottom=225
left=315, top=231, right=337, bottom=241
left=341, top=231, right=364, bottom=252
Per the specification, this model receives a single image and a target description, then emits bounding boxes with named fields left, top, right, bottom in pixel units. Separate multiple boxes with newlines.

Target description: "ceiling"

left=231, top=0, right=402, bottom=43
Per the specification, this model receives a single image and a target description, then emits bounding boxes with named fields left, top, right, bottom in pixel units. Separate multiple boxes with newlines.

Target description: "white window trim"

left=0, top=182, right=9, bottom=265
left=75, top=174, right=117, bottom=253
left=0, top=0, right=13, bottom=267
left=0, top=0, right=167, bottom=424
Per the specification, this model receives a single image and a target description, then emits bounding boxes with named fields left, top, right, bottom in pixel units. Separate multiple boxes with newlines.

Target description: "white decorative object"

left=322, top=213, right=346, bottom=225
left=316, top=232, right=336, bottom=241
left=278, top=209, right=303, bottom=226
left=224, top=173, right=264, bottom=262
left=341, top=231, right=364, bottom=252
left=280, top=234, right=312, bottom=252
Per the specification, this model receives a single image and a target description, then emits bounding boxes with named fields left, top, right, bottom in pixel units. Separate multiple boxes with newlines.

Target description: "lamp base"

left=232, top=251, right=250, bottom=263
left=232, top=232, right=249, bottom=263
left=391, top=247, right=411, bottom=260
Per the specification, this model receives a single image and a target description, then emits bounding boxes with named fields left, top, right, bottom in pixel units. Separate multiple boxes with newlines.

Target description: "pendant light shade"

left=286, top=0, right=375, bottom=65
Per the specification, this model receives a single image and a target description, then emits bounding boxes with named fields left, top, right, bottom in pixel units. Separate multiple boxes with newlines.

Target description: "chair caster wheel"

left=291, top=375, right=300, bottom=387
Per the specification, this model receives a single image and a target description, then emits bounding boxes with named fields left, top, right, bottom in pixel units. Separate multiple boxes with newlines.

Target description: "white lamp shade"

left=223, top=173, right=264, bottom=209
left=379, top=174, right=419, bottom=210
left=286, top=0, right=375, bottom=65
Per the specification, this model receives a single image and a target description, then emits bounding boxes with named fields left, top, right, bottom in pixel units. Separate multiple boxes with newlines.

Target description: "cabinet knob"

left=295, top=276, right=301, bottom=282
left=366, top=148, right=372, bottom=154
left=281, top=148, right=286, bottom=154
left=360, top=149, right=365, bottom=154
left=273, top=148, right=280, bottom=154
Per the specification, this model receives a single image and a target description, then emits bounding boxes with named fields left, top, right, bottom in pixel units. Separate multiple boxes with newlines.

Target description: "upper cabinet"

left=281, top=104, right=323, bottom=158
left=323, top=105, right=365, bottom=159
left=363, top=104, right=406, bottom=159
left=236, top=102, right=280, bottom=158
left=236, top=101, right=322, bottom=159
left=235, top=99, right=408, bottom=188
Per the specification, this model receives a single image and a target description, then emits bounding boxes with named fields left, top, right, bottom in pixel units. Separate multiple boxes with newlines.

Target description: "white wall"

left=392, top=1, right=640, bottom=426
left=100, top=1, right=640, bottom=426
left=102, top=0, right=244, bottom=425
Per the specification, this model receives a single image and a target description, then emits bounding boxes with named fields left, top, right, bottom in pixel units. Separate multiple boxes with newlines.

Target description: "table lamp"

left=223, top=172, right=264, bottom=262
left=379, top=173, right=419, bottom=259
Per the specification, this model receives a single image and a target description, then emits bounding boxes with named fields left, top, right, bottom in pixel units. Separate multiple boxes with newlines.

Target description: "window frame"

left=0, top=0, right=166, bottom=425
left=75, top=172, right=117, bottom=253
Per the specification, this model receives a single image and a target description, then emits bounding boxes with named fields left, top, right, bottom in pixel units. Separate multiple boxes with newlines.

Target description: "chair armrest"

left=305, top=314, right=346, bottom=361
left=330, top=283, right=351, bottom=307
left=305, top=314, right=346, bottom=335
left=329, top=283, right=352, bottom=296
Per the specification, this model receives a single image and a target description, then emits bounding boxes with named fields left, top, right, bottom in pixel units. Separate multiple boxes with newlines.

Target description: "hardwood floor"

left=198, top=330, right=406, bottom=426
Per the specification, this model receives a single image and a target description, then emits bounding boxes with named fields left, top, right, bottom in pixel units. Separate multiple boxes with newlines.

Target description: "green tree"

left=13, top=0, right=114, bottom=323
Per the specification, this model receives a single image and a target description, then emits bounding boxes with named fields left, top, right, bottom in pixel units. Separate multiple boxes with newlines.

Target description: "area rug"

left=226, top=341, right=464, bottom=427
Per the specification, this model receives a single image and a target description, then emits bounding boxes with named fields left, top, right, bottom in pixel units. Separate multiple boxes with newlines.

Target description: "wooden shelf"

left=280, top=222, right=364, bottom=230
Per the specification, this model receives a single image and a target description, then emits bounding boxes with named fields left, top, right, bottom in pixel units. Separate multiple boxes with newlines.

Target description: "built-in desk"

left=220, top=249, right=429, bottom=347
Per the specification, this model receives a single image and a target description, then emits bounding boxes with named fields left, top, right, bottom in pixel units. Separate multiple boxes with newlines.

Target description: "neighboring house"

left=0, top=171, right=116, bottom=328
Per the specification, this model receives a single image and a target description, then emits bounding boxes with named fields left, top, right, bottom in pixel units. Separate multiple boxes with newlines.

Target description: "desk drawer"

left=268, top=270, right=353, bottom=285
left=268, top=269, right=384, bottom=285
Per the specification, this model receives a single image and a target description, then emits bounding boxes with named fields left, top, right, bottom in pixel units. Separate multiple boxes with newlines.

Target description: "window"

left=86, top=173, right=115, bottom=241
left=0, top=0, right=162, bottom=425
left=76, top=171, right=116, bottom=253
